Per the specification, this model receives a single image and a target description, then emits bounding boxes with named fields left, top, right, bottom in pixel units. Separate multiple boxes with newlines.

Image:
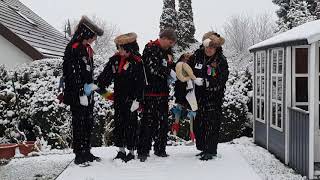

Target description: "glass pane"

left=297, top=105, right=309, bottom=111
left=278, top=77, right=283, bottom=101
left=278, top=50, right=283, bottom=74
left=257, top=76, right=261, bottom=96
left=257, top=53, right=261, bottom=74
left=261, top=76, right=265, bottom=96
left=272, top=76, right=277, bottom=100
left=261, top=52, right=265, bottom=73
left=272, top=51, right=277, bottom=74
left=295, top=48, right=308, bottom=74
left=261, top=99, right=265, bottom=120
left=277, top=104, right=282, bottom=128
left=272, top=102, right=276, bottom=125
left=296, top=77, right=308, bottom=102
left=257, top=99, right=260, bottom=119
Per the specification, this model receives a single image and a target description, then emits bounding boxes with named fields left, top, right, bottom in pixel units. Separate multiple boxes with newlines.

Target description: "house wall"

left=253, top=48, right=287, bottom=162
left=254, top=121, right=267, bottom=148
left=289, top=107, right=310, bottom=177
left=0, top=34, right=32, bottom=68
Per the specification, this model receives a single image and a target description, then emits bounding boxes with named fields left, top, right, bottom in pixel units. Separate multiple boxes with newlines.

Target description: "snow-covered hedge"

left=0, top=58, right=114, bottom=149
left=220, top=67, right=253, bottom=142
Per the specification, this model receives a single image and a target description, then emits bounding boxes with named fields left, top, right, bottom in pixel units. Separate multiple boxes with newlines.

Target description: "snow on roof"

left=249, top=19, right=320, bottom=51
left=0, top=0, right=68, bottom=59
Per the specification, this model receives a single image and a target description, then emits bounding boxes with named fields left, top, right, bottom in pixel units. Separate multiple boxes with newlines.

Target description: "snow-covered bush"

left=220, top=67, right=253, bottom=142
left=274, top=0, right=317, bottom=32
left=0, top=58, right=114, bottom=149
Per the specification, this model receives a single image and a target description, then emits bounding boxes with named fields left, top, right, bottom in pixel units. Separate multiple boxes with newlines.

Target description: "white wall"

left=0, top=35, right=32, bottom=68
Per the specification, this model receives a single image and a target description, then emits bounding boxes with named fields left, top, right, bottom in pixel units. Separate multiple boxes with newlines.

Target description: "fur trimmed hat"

left=202, top=31, right=225, bottom=48
left=114, top=33, right=138, bottom=46
left=77, top=16, right=104, bottom=36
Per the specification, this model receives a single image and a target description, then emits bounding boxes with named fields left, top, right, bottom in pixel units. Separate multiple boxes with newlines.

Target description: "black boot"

left=195, top=151, right=205, bottom=157
left=138, top=154, right=148, bottom=162
left=125, top=153, right=135, bottom=162
left=85, top=151, right=102, bottom=162
left=74, top=153, right=89, bottom=165
left=154, top=151, right=169, bottom=157
left=114, top=151, right=127, bottom=161
left=199, top=153, right=216, bottom=161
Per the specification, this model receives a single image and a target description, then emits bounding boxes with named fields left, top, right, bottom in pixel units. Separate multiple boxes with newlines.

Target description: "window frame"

left=255, top=51, right=266, bottom=123
left=270, top=48, right=285, bottom=132
left=292, top=46, right=309, bottom=112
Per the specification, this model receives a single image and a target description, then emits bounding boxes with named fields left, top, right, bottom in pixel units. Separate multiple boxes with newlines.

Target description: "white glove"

left=170, top=69, right=177, bottom=81
left=92, top=84, right=99, bottom=91
left=186, top=80, right=193, bottom=90
left=194, top=78, right=204, bottom=86
left=130, top=100, right=140, bottom=112
left=80, top=95, right=88, bottom=106
left=205, top=79, right=210, bottom=88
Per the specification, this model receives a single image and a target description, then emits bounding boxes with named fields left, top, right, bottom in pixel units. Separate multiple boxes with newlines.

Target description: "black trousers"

left=71, top=104, right=94, bottom=154
left=194, top=109, right=222, bottom=154
left=138, top=96, right=169, bottom=155
left=113, top=101, right=138, bottom=150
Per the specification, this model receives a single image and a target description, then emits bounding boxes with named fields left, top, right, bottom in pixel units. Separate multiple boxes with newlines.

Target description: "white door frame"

left=266, top=49, right=269, bottom=150
left=253, top=53, right=256, bottom=141
left=309, top=42, right=317, bottom=178
left=314, top=41, right=320, bottom=163
left=285, top=46, right=292, bottom=165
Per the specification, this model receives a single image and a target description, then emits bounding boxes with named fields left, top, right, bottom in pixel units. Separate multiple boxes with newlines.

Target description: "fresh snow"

left=0, top=138, right=306, bottom=180
left=249, top=19, right=320, bottom=51
left=57, top=145, right=261, bottom=180
left=0, top=154, right=74, bottom=180
left=232, top=137, right=306, bottom=180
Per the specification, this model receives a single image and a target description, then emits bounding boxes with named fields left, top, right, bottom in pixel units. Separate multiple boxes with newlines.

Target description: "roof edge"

left=0, top=22, right=44, bottom=60
left=249, top=39, right=309, bottom=52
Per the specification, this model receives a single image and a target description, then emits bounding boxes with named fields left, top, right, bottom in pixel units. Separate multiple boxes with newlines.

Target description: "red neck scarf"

left=86, top=44, right=94, bottom=59
left=118, top=54, right=128, bottom=74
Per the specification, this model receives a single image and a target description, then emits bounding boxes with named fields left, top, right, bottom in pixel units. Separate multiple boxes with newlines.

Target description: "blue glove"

left=84, top=83, right=93, bottom=96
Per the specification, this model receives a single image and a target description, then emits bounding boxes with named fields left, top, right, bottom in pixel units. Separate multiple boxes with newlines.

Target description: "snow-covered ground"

left=57, top=144, right=261, bottom=180
left=232, top=137, right=306, bottom=180
left=0, top=154, right=73, bottom=180
left=0, top=138, right=306, bottom=180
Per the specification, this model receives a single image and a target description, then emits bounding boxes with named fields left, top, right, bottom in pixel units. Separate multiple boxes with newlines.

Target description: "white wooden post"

left=314, top=41, right=320, bottom=163
left=285, top=46, right=292, bottom=165
left=253, top=52, right=256, bottom=141
left=309, top=42, right=317, bottom=178
left=266, top=50, right=269, bottom=150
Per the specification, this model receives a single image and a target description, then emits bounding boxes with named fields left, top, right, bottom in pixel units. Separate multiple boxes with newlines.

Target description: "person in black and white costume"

left=137, top=29, right=177, bottom=162
left=97, top=33, right=145, bottom=162
left=62, top=16, right=104, bottom=165
left=188, top=31, right=229, bottom=161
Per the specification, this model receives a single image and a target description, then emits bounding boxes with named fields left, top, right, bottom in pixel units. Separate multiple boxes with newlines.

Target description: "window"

left=293, top=47, right=309, bottom=111
left=270, top=49, right=284, bottom=131
left=256, top=51, right=266, bottom=123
